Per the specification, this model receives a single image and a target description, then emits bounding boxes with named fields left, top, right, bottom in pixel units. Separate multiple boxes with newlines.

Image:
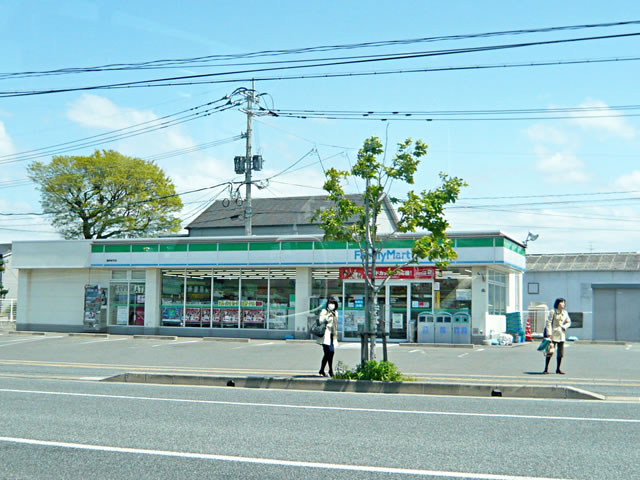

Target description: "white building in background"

left=523, top=252, right=640, bottom=341
left=10, top=196, right=526, bottom=344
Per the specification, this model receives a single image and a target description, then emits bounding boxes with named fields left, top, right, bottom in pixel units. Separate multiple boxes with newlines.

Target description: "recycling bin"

left=452, top=313, right=471, bottom=344
left=417, top=312, right=435, bottom=343
left=434, top=312, right=453, bottom=343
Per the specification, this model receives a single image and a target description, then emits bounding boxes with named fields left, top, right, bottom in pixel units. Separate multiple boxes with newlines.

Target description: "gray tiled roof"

left=186, top=194, right=399, bottom=230
left=526, top=252, right=640, bottom=271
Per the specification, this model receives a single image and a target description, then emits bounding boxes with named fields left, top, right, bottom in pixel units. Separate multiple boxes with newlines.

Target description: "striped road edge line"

left=0, top=436, right=573, bottom=480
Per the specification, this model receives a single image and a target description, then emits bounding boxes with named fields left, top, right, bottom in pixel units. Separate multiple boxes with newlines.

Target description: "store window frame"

left=108, top=270, right=146, bottom=327
left=488, top=269, right=507, bottom=315
left=160, top=268, right=295, bottom=330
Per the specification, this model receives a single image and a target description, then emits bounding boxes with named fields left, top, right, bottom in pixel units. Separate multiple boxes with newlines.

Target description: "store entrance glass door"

left=388, top=284, right=408, bottom=340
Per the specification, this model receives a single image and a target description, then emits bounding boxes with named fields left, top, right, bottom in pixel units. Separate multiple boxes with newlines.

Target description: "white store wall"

left=18, top=268, right=110, bottom=331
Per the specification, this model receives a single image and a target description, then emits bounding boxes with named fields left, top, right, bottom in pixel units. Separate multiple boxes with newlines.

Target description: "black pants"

left=544, top=341, right=565, bottom=371
left=320, top=344, right=335, bottom=374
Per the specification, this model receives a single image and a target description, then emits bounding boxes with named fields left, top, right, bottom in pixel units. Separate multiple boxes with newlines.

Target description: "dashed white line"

left=77, top=338, right=130, bottom=345
left=1, top=388, right=638, bottom=424
left=151, top=340, right=201, bottom=348
left=457, top=353, right=469, bottom=358
left=0, top=336, right=64, bottom=348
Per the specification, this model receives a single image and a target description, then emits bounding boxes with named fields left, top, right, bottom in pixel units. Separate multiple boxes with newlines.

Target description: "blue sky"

left=2, top=1, right=640, bottom=254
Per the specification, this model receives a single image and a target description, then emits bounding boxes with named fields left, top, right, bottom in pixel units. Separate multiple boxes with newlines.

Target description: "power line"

left=3, top=19, right=639, bottom=79
left=3, top=32, right=640, bottom=98
left=0, top=96, right=244, bottom=165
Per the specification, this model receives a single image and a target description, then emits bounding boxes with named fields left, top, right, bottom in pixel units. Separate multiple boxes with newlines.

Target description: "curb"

left=8, top=331, right=46, bottom=336
left=102, top=373, right=605, bottom=401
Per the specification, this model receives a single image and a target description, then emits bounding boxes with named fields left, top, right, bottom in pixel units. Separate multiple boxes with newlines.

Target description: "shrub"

left=333, top=360, right=414, bottom=382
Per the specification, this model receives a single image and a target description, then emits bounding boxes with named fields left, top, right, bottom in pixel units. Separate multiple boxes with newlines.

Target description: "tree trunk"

left=369, top=291, right=377, bottom=360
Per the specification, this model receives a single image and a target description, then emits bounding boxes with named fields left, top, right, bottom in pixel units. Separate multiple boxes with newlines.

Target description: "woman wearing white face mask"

left=317, top=298, right=339, bottom=377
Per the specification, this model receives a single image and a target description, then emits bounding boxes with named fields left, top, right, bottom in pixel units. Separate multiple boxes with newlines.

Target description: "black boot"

left=556, top=357, right=564, bottom=374
left=543, top=356, right=551, bottom=374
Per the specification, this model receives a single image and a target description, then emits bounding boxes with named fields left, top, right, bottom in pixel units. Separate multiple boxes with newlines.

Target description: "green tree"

left=28, top=150, right=183, bottom=239
left=314, top=136, right=466, bottom=362
left=0, top=257, right=8, bottom=299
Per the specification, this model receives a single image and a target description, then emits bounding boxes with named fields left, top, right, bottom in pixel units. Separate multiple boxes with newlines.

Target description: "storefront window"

left=213, top=271, right=240, bottom=328
left=436, top=268, right=472, bottom=313
left=343, top=282, right=365, bottom=339
left=488, top=270, right=506, bottom=315
left=186, top=270, right=212, bottom=327
left=410, top=282, right=433, bottom=341
left=268, top=270, right=295, bottom=330
left=241, top=270, right=269, bottom=329
left=109, top=270, right=145, bottom=326
left=161, top=271, right=185, bottom=326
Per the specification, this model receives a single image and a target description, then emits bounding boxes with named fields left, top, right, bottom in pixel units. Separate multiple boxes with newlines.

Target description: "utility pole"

left=232, top=80, right=263, bottom=234
left=244, top=80, right=255, bottom=236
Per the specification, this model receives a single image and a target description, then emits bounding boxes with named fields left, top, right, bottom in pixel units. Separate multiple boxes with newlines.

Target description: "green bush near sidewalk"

left=333, top=360, right=414, bottom=382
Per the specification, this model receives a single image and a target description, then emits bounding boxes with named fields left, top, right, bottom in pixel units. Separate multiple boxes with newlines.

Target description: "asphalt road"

left=1, top=375, right=639, bottom=479
left=0, top=331, right=639, bottom=399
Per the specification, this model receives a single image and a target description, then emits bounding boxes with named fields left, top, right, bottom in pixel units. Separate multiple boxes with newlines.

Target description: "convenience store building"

left=12, top=231, right=525, bottom=344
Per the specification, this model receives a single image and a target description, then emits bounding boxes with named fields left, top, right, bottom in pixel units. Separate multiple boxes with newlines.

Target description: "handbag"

left=537, top=338, right=551, bottom=351
left=310, top=319, right=327, bottom=337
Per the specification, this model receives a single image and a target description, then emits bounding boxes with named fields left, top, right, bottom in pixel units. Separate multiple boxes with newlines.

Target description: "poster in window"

left=201, top=308, right=211, bottom=326
left=392, top=312, right=404, bottom=329
left=162, top=306, right=182, bottom=322
left=185, top=308, right=201, bottom=325
left=134, top=307, right=145, bottom=325
left=456, top=289, right=472, bottom=301
left=116, top=306, right=129, bottom=325
left=211, top=308, right=222, bottom=325
left=136, top=294, right=145, bottom=304
left=221, top=308, right=239, bottom=325
left=243, top=309, right=265, bottom=324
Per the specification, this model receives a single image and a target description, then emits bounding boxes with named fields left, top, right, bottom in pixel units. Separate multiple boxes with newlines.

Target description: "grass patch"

left=333, top=360, right=414, bottom=382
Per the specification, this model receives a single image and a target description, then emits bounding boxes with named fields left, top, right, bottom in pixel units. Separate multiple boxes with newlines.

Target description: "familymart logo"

left=353, top=249, right=412, bottom=263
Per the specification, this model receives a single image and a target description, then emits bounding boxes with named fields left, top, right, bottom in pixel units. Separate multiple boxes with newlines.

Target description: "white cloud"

left=0, top=121, right=15, bottom=156
left=525, top=124, right=569, bottom=145
left=534, top=148, right=589, bottom=183
left=66, top=94, right=195, bottom=157
left=570, top=99, right=636, bottom=139
left=67, top=94, right=157, bottom=130
left=615, top=170, right=640, bottom=191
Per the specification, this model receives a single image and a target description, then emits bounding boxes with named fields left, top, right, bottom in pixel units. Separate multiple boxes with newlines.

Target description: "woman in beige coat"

left=544, top=298, right=571, bottom=374
left=317, top=298, right=339, bottom=377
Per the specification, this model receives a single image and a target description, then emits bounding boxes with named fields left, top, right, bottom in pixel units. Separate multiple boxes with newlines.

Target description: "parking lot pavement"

left=0, top=332, right=638, bottom=399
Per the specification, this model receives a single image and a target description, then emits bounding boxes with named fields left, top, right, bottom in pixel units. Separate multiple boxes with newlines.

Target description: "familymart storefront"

left=12, top=232, right=525, bottom=344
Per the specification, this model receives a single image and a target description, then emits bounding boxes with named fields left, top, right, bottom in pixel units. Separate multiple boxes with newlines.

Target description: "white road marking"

left=151, top=340, right=200, bottom=348
left=458, top=353, right=469, bottom=358
left=0, top=336, right=63, bottom=348
left=0, top=435, right=575, bottom=479
left=77, top=338, right=129, bottom=345
left=477, top=348, right=485, bottom=352
left=626, top=345, right=632, bottom=351
left=0, top=388, right=637, bottom=424
left=250, top=342, right=274, bottom=347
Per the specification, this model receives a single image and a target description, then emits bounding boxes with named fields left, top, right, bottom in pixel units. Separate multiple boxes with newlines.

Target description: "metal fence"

left=0, top=298, right=16, bottom=321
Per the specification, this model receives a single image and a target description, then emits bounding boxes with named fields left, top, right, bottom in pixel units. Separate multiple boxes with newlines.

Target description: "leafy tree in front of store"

left=314, top=136, right=466, bottom=362
left=28, top=150, right=183, bottom=239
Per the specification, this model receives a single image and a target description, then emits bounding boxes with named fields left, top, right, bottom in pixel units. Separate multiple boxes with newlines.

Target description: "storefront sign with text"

left=339, top=266, right=436, bottom=280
